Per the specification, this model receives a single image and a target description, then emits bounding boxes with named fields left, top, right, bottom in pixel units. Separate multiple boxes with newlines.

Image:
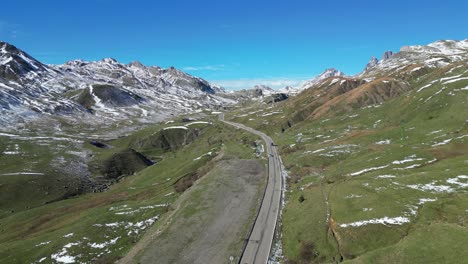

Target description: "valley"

left=0, top=38, right=467, bottom=264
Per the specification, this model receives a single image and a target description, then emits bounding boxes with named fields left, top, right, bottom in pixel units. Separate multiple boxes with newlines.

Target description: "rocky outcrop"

left=267, top=93, right=289, bottom=103
left=364, top=56, right=379, bottom=72
left=381, top=51, right=394, bottom=61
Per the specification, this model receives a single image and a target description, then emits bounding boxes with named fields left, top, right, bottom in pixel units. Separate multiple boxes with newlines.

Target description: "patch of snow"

left=193, top=151, right=213, bottom=161
left=410, top=66, right=423, bottom=72
left=302, top=148, right=326, bottom=155
left=443, top=77, right=468, bottom=84
left=89, top=237, right=120, bottom=249
left=348, top=165, right=389, bottom=177
left=407, top=205, right=418, bottom=215
left=373, top=119, right=381, bottom=128
left=394, top=164, right=422, bottom=170
left=35, top=241, right=51, bottom=247
left=446, top=175, right=468, bottom=188
left=407, top=182, right=454, bottom=193
left=2, top=151, right=20, bottom=155
left=344, top=194, right=362, bottom=199
left=416, top=80, right=437, bottom=93
left=259, top=111, right=282, bottom=117
left=375, top=139, right=391, bottom=145
left=340, top=216, right=410, bottom=228
left=440, top=74, right=463, bottom=82
left=391, top=155, right=424, bottom=165
left=427, top=130, right=443, bottom=135
left=104, top=222, right=120, bottom=228
left=425, top=57, right=444, bottom=63
left=329, top=78, right=340, bottom=86
left=185, top=121, right=211, bottom=126
left=418, top=198, right=437, bottom=205
left=163, top=126, right=188, bottom=130
left=432, top=138, right=452, bottom=147
left=51, top=242, right=80, bottom=264
left=376, top=175, right=396, bottom=179
left=63, top=233, right=74, bottom=238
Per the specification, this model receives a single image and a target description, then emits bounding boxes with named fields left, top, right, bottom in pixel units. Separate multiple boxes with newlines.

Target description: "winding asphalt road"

left=220, top=113, right=283, bottom=264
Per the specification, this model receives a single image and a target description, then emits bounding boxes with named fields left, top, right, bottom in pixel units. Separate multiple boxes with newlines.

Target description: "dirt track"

left=129, top=159, right=264, bottom=264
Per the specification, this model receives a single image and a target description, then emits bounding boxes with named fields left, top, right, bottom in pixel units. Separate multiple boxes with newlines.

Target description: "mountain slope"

left=226, top=39, right=468, bottom=263
left=0, top=41, right=234, bottom=131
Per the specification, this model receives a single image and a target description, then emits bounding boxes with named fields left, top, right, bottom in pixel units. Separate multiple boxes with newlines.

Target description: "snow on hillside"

left=0, top=41, right=235, bottom=130
left=299, top=68, right=346, bottom=90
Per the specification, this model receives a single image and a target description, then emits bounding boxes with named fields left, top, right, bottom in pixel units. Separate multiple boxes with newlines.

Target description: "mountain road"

left=219, top=113, right=283, bottom=264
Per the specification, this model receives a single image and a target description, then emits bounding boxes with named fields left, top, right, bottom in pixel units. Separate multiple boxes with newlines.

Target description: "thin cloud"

left=182, top=65, right=225, bottom=71
left=0, top=21, right=21, bottom=39
left=213, top=78, right=310, bottom=90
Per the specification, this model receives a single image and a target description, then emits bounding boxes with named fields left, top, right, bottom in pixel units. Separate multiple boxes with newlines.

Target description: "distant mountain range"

left=248, top=39, right=468, bottom=93
left=1, top=39, right=467, bottom=131
left=0, top=41, right=233, bottom=130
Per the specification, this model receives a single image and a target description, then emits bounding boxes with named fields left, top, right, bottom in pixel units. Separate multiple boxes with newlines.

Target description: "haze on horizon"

left=1, top=0, right=467, bottom=90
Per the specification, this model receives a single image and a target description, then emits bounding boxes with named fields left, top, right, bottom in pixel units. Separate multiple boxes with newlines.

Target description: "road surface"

left=220, top=113, right=283, bottom=264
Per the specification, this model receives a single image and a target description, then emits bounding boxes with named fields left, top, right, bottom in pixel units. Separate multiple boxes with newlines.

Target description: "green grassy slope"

left=227, top=62, right=468, bottom=263
left=0, top=118, right=262, bottom=263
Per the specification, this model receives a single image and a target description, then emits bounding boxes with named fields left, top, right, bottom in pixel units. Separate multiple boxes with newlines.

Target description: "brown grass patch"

left=429, top=143, right=467, bottom=160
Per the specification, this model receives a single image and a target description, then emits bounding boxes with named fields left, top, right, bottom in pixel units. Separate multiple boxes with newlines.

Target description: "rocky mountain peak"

left=362, top=56, right=379, bottom=73
left=253, top=84, right=274, bottom=91
left=321, top=68, right=345, bottom=77
left=101, top=58, right=118, bottom=64
left=1, top=41, right=18, bottom=54
left=277, top=85, right=299, bottom=95
left=128, top=60, right=145, bottom=69
left=299, top=68, right=346, bottom=90
left=381, top=51, right=394, bottom=61
left=64, top=59, right=88, bottom=67
left=0, top=41, right=48, bottom=80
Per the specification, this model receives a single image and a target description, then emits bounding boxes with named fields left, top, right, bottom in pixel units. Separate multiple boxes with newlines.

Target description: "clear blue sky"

left=1, top=0, right=467, bottom=89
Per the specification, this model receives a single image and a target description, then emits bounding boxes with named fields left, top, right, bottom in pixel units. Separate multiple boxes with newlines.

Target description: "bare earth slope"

left=133, top=159, right=264, bottom=264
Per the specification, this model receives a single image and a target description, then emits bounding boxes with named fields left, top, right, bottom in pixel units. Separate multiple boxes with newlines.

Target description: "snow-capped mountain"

left=360, top=39, right=468, bottom=77
left=277, top=85, right=299, bottom=95
left=299, top=68, right=346, bottom=90
left=252, top=84, right=275, bottom=95
left=0, top=41, right=234, bottom=130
